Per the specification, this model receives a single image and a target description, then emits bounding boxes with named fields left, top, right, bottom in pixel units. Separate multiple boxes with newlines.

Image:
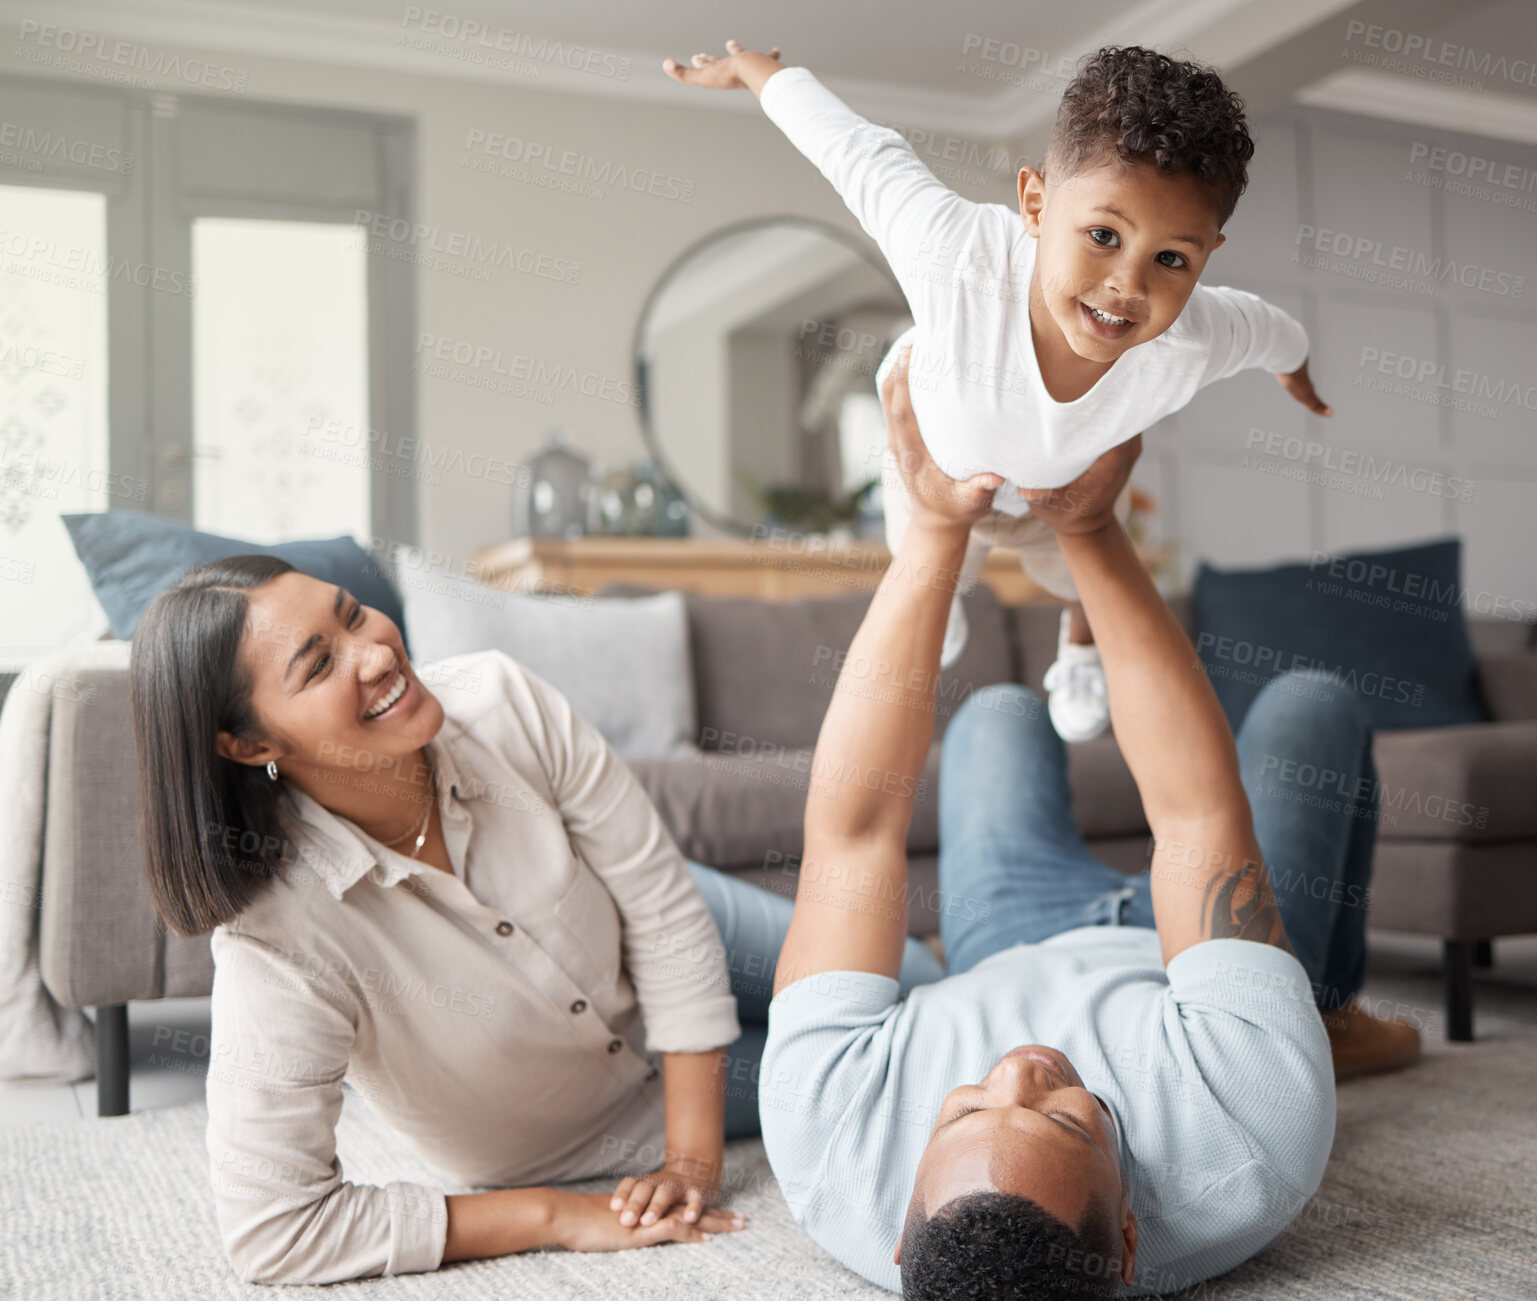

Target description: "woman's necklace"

left=375, top=754, right=436, bottom=859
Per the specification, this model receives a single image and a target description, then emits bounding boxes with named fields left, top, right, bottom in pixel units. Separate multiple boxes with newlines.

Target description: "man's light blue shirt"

left=759, top=927, right=1335, bottom=1295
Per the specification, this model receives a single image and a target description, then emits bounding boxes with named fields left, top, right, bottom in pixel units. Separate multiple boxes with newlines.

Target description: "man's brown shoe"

left=1323, top=999, right=1422, bottom=1081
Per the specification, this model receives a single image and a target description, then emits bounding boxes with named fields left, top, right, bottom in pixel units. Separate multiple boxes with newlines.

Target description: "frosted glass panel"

left=0, top=185, right=110, bottom=667
left=193, top=218, right=368, bottom=544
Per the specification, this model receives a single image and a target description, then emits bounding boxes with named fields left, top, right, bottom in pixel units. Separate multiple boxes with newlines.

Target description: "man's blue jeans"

left=936, top=671, right=1379, bottom=1021
left=685, top=862, right=945, bottom=1139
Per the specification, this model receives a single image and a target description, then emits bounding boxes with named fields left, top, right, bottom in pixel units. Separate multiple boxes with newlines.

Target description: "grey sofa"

left=18, top=583, right=1537, bottom=1116
left=617, top=584, right=1537, bottom=1050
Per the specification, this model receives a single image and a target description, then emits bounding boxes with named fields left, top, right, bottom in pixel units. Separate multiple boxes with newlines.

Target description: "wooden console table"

left=470, top=537, right=1063, bottom=603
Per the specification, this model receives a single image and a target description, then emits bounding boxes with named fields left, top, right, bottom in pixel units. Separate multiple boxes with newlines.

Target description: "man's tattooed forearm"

left=1202, top=859, right=1294, bottom=954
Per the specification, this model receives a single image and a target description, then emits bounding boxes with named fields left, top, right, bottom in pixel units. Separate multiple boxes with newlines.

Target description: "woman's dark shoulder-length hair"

left=130, top=554, right=302, bottom=937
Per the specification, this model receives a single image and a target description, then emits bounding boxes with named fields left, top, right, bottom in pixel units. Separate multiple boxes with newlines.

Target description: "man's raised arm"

left=1026, top=483, right=1295, bottom=967
left=771, top=350, right=1001, bottom=997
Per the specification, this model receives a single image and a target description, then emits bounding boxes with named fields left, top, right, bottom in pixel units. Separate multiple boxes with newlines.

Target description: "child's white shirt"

left=759, top=66, right=1310, bottom=515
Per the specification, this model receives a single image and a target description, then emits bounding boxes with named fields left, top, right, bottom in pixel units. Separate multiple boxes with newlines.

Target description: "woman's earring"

left=265, top=760, right=279, bottom=782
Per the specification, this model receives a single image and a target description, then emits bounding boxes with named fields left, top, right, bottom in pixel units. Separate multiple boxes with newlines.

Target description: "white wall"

left=1138, top=104, right=1537, bottom=624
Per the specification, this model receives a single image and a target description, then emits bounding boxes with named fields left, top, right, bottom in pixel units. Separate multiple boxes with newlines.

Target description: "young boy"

left=665, top=41, right=1332, bottom=741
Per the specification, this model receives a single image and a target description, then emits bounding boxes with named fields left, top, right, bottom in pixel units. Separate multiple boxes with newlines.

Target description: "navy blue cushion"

left=1192, top=538, right=1487, bottom=731
left=62, top=512, right=408, bottom=655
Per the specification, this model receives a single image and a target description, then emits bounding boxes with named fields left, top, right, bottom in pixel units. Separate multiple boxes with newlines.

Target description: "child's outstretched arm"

left=663, top=40, right=977, bottom=325
left=1275, top=357, right=1333, bottom=416
left=1196, top=284, right=1332, bottom=416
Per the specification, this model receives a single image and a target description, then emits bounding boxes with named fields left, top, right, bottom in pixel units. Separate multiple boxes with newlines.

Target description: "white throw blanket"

left=0, top=640, right=131, bottom=1082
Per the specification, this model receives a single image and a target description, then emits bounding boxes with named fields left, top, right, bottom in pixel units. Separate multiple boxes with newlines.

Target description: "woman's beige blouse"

left=204, top=650, right=740, bottom=1284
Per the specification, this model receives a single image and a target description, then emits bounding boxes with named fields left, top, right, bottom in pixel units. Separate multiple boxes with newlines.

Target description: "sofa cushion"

left=1193, top=538, right=1488, bottom=732
left=1066, top=733, right=1149, bottom=840
left=61, top=511, right=407, bottom=650
left=1466, top=617, right=1535, bottom=658
left=680, top=584, right=1014, bottom=751
left=628, top=743, right=943, bottom=869
left=1371, top=721, right=1537, bottom=843
left=1475, top=654, right=1537, bottom=722
left=400, top=556, right=697, bottom=761
left=730, top=853, right=943, bottom=938
left=628, top=724, right=1149, bottom=870
left=1010, top=603, right=1061, bottom=696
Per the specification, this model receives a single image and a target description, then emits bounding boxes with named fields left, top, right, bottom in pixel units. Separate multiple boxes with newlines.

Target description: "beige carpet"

left=4, top=951, right=1536, bottom=1299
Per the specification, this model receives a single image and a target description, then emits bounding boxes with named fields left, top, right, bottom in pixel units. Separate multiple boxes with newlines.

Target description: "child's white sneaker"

left=1042, top=611, right=1109, bottom=742
left=940, top=592, right=970, bottom=669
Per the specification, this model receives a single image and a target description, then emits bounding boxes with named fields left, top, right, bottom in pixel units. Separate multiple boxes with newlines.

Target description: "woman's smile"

left=363, top=666, right=414, bottom=722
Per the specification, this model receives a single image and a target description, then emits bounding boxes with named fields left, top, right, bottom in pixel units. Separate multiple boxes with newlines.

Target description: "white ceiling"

left=0, top=0, right=1351, bottom=135
left=1298, top=0, right=1537, bottom=146
left=251, top=0, right=1155, bottom=95
left=6, top=0, right=1536, bottom=143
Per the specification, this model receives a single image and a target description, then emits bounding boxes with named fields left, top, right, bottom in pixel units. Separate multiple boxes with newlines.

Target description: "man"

left=757, top=347, right=1418, bottom=1298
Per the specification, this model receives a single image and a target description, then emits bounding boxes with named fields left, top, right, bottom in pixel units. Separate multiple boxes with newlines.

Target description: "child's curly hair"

left=1046, top=45, right=1254, bottom=228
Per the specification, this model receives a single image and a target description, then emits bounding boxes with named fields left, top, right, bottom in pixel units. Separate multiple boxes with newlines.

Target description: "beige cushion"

left=629, top=744, right=943, bottom=868
left=631, top=726, right=1152, bottom=871
left=684, top=586, right=1014, bottom=751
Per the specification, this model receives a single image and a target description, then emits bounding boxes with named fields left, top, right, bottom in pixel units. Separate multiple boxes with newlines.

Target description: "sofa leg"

left=1473, top=940, right=1493, bottom=969
left=95, top=1003, right=130, bottom=1116
left=1443, top=942, right=1475, bottom=1044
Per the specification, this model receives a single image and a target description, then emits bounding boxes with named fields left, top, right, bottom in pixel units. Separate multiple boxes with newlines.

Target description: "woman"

left=130, top=556, right=943, bottom=1285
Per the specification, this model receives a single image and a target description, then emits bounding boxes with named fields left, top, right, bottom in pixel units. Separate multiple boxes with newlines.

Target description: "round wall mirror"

left=634, top=217, right=912, bottom=537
